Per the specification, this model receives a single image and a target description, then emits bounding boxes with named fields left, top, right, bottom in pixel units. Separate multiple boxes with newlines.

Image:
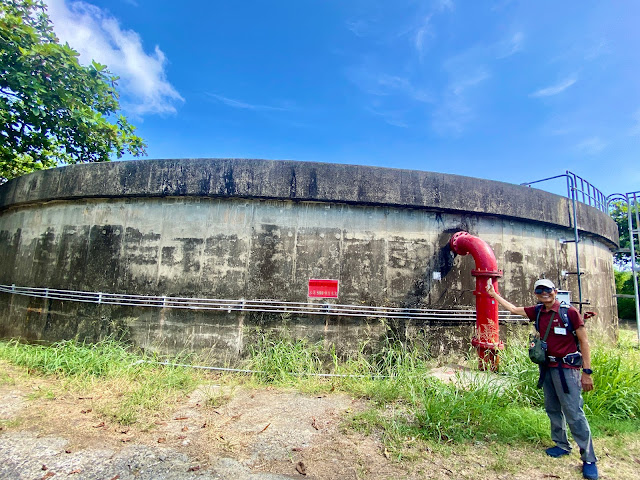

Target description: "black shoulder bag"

left=528, top=311, right=555, bottom=364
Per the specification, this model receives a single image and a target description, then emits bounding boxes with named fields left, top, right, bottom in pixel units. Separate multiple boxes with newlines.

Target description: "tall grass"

left=0, top=338, right=142, bottom=377
left=413, top=377, right=549, bottom=444
left=247, top=332, right=325, bottom=384
left=2, top=329, right=638, bottom=443
left=586, top=330, right=640, bottom=425
left=245, top=329, right=640, bottom=449
left=0, top=339, right=199, bottom=425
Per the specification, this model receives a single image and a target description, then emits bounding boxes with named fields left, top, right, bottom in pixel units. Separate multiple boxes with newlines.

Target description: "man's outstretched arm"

left=486, top=281, right=527, bottom=317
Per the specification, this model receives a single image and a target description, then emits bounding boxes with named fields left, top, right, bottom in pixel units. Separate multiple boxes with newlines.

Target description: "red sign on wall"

left=308, top=279, right=339, bottom=298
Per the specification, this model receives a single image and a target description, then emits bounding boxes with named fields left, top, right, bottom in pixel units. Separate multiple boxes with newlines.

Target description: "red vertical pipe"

left=449, top=231, right=504, bottom=371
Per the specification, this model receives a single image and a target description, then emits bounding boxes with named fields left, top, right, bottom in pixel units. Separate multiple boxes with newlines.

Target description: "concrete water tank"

left=0, top=159, right=619, bottom=359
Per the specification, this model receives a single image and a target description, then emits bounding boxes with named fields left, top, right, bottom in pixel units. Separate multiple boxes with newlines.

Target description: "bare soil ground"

left=1, top=361, right=639, bottom=480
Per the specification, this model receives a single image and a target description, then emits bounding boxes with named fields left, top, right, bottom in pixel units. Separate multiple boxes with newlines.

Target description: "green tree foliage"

left=0, top=0, right=146, bottom=184
left=615, top=270, right=636, bottom=320
left=611, top=200, right=639, bottom=320
left=610, top=200, right=639, bottom=270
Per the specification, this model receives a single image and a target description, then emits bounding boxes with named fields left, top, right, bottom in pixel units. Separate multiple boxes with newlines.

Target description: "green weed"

left=245, top=327, right=640, bottom=449
left=2, top=327, right=638, bottom=448
left=0, top=368, right=15, bottom=386
left=0, top=338, right=199, bottom=426
left=246, top=331, right=327, bottom=385
left=201, top=384, right=234, bottom=408
left=26, top=387, right=57, bottom=401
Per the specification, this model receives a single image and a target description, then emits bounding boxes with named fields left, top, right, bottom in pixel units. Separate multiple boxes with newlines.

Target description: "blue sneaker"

left=545, top=446, right=570, bottom=457
left=582, top=462, right=598, bottom=479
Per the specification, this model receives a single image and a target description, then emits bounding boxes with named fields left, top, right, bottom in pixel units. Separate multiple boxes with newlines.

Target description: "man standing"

left=486, top=279, right=598, bottom=480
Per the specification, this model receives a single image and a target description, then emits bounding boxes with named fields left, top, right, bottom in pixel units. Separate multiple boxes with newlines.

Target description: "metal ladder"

left=608, top=191, right=640, bottom=342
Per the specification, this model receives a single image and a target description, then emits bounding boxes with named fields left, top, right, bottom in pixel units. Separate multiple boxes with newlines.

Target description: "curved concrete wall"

left=0, top=159, right=619, bottom=358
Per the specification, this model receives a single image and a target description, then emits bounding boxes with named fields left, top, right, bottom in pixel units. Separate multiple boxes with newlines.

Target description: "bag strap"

left=558, top=303, right=581, bottom=351
left=535, top=311, right=556, bottom=390
left=536, top=303, right=573, bottom=332
left=534, top=304, right=542, bottom=331
left=558, top=303, right=572, bottom=330
left=536, top=309, right=555, bottom=342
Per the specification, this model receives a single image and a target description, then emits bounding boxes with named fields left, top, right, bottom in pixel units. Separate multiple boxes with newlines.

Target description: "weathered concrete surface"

left=0, top=158, right=618, bottom=247
left=0, top=159, right=620, bottom=359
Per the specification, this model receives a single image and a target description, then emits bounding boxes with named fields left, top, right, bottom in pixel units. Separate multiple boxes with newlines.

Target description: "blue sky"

left=45, top=0, right=640, bottom=198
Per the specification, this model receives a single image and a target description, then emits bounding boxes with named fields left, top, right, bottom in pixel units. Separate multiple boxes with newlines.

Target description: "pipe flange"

left=471, top=269, right=503, bottom=277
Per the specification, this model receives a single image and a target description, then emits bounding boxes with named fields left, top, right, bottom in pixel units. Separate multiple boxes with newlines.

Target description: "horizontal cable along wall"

left=0, top=284, right=525, bottom=324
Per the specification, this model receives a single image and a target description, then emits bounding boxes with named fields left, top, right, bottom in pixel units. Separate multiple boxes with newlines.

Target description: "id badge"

left=554, top=327, right=567, bottom=335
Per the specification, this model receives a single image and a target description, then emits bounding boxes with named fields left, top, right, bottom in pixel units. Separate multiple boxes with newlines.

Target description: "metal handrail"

left=0, top=284, right=525, bottom=323
left=567, top=171, right=607, bottom=212
left=521, top=171, right=607, bottom=213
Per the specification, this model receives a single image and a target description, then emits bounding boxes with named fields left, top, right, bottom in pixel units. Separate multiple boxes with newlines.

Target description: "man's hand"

left=486, top=281, right=497, bottom=298
left=485, top=281, right=527, bottom=317
left=581, top=372, right=594, bottom=391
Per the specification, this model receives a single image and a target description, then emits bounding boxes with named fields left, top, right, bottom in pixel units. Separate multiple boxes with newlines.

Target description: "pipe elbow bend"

left=450, top=231, right=498, bottom=272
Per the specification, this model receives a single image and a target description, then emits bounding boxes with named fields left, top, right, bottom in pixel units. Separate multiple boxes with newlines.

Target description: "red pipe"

left=449, top=231, right=504, bottom=371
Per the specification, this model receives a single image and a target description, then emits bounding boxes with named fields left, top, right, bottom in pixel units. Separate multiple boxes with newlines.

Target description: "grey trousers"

left=542, top=367, right=597, bottom=463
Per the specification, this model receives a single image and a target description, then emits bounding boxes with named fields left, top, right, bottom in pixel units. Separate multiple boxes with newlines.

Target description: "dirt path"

left=1, top=363, right=638, bottom=479
left=0, top=363, right=410, bottom=480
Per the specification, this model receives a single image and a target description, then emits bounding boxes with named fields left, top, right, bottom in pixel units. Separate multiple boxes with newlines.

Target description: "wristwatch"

left=582, top=368, right=593, bottom=375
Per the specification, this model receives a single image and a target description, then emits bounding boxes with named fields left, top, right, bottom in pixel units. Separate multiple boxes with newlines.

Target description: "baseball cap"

left=534, top=279, right=556, bottom=290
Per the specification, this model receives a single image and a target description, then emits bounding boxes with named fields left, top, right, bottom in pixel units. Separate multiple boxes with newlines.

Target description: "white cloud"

left=432, top=69, right=490, bottom=135
left=430, top=45, right=491, bottom=135
left=207, top=94, right=290, bottom=112
left=411, top=1, right=456, bottom=58
left=451, top=70, right=489, bottom=96
left=376, top=74, right=411, bottom=94
left=497, top=32, right=524, bottom=59
left=414, top=15, right=434, bottom=58
left=530, top=77, right=577, bottom=98
left=45, top=0, right=183, bottom=117
left=575, top=137, right=606, bottom=155
left=583, top=39, right=609, bottom=61
left=437, top=0, right=455, bottom=12
left=346, top=19, right=370, bottom=38
left=365, top=106, right=409, bottom=128
left=346, top=67, right=432, bottom=103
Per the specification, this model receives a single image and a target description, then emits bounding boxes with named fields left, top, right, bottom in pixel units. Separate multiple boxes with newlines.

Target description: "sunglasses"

left=534, top=287, right=554, bottom=294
